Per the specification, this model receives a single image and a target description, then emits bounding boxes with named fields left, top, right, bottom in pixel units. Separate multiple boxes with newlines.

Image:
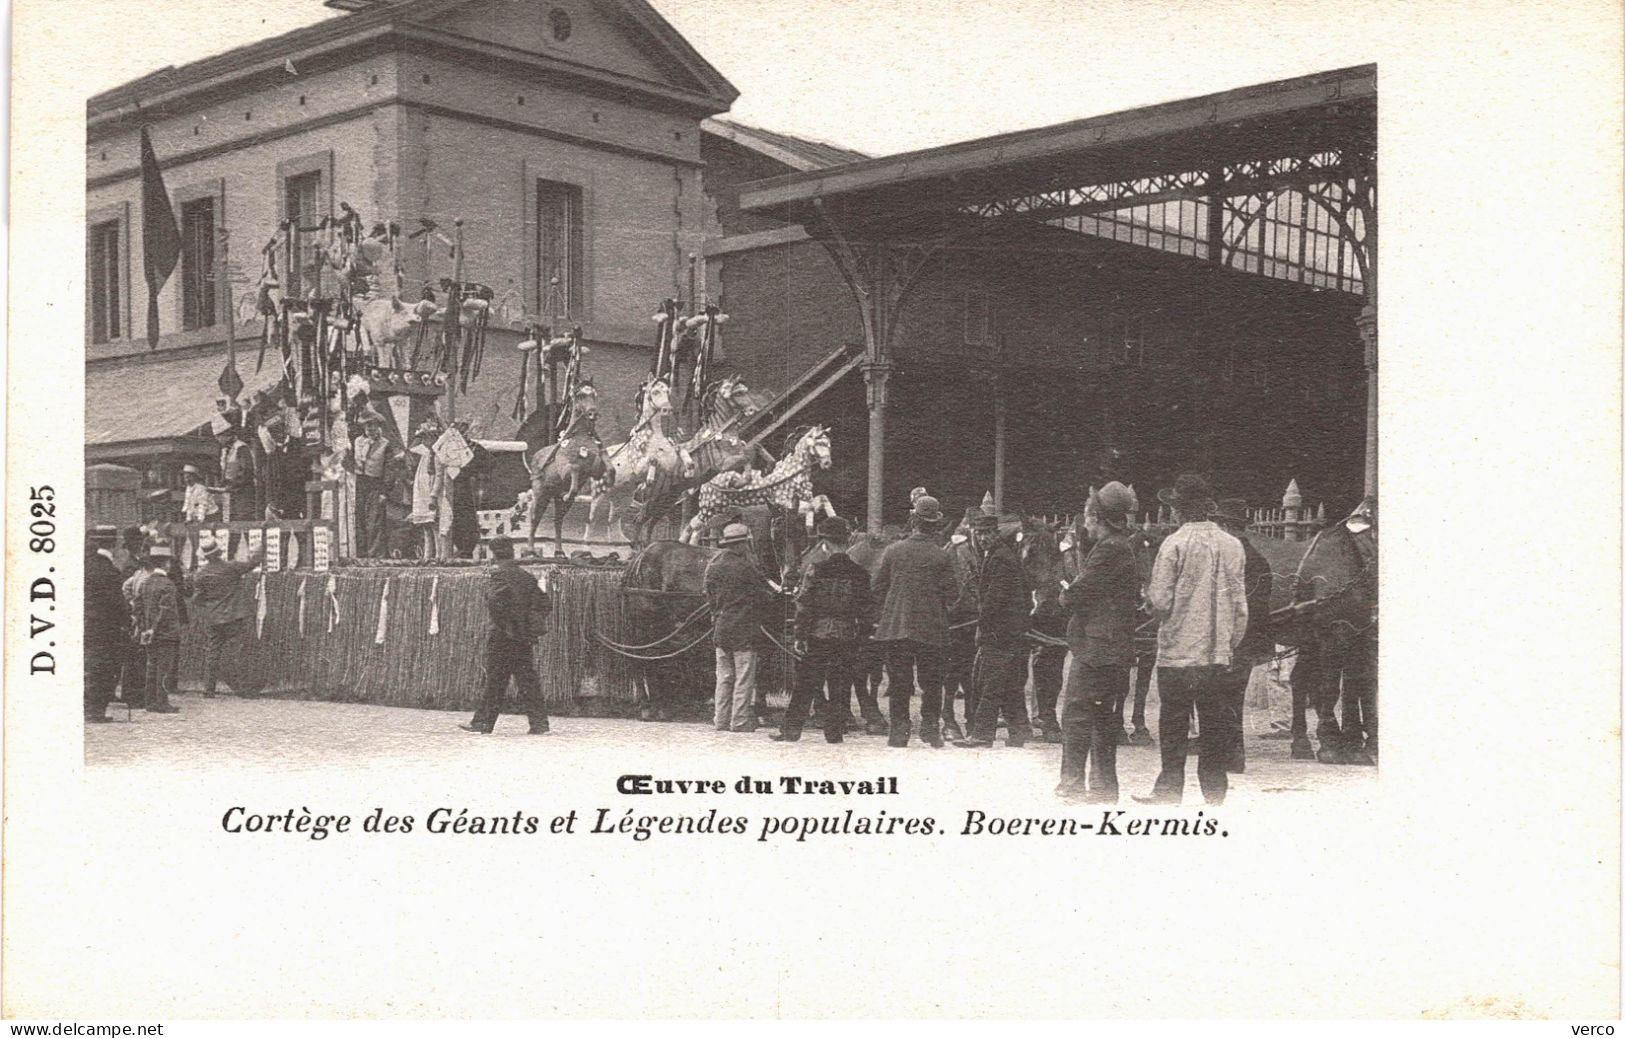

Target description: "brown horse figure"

left=524, top=394, right=608, bottom=558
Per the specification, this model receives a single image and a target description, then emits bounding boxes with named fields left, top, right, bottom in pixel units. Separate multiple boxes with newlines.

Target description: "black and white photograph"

left=78, top=1, right=1377, bottom=791
left=5, top=0, right=1621, bottom=1022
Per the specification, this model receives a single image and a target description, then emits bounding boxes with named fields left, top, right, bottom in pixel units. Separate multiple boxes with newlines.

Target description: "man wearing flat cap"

left=1055, top=482, right=1140, bottom=800
left=954, top=509, right=1035, bottom=748
left=941, top=506, right=984, bottom=739
left=1138, top=473, right=1248, bottom=805
left=872, top=495, right=960, bottom=747
left=775, top=516, right=876, bottom=743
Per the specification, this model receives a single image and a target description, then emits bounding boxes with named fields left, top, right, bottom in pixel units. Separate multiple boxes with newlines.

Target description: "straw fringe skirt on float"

left=175, top=565, right=641, bottom=711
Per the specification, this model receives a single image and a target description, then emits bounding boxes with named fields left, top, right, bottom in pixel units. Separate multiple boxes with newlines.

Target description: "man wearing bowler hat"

left=1138, top=473, right=1248, bottom=805
left=774, top=516, right=875, bottom=743
left=1212, top=496, right=1274, bottom=773
left=872, top=495, right=960, bottom=747
left=705, top=522, right=772, bottom=733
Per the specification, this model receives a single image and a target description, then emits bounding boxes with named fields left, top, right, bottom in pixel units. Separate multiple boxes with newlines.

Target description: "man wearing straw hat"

left=872, top=495, right=959, bottom=747
left=136, top=541, right=183, bottom=714
left=705, top=522, right=771, bottom=733
left=460, top=539, right=553, bottom=735
left=1212, top=496, right=1274, bottom=774
left=192, top=533, right=265, bottom=698
left=1137, top=473, right=1248, bottom=805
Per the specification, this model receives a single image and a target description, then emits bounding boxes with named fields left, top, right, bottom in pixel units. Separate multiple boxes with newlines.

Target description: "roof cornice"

left=88, top=0, right=736, bottom=135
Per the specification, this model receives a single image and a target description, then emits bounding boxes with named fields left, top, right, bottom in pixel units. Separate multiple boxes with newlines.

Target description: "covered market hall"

left=724, top=64, right=1376, bottom=534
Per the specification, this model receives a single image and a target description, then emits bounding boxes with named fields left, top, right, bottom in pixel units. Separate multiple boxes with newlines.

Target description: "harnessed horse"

left=1276, top=504, right=1378, bottom=763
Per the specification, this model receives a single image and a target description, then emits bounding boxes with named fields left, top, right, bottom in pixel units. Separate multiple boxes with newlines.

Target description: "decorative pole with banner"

left=139, top=127, right=181, bottom=350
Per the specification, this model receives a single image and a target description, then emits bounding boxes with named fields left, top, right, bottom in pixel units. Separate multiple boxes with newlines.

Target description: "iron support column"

left=863, top=361, right=893, bottom=535
left=992, top=374, right=1007, bottom=513
left=1358, top=302, right=1377, bottom=499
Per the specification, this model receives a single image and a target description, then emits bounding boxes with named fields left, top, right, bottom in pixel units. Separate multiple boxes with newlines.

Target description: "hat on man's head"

left=1157, top=473, right=1215, bottom=518
left=910, top=495, right=945, bottom=526
left=181, top=464, right=202, bottom=479
left=89, top=525, right=119, bottom=547
left=1089, top=481, right=1137, bottom=525
left=718, top=522, right=752, bottom=546
left=198, top=534, right=223, bottom=559
left=147, top=540, right=174, bottom=560
left=1213, top=497, right=1250, bottom=527
left=909, top=486, right=929, bottom=504
left=816, top=516, right=851, bottom=542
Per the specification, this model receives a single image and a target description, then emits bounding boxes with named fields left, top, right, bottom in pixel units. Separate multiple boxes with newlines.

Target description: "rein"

left=594, top=628, right=711, bottom=661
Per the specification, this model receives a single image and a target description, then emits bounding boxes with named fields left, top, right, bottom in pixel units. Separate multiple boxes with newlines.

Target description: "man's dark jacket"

left=85, top=551, right=127, bottom=654
left=971, top=538, right=1030, bottom=648
left=872, top=532, right=960, bottom=647
left=704, top=548, right=770, bottom=652
left=191, top=553, right=263, bottom=627
left=486, top=561, right=552, bottom=643
left=1062, top=530, right=1139, bottom=665
left=794, top=551, right=875, bottom=644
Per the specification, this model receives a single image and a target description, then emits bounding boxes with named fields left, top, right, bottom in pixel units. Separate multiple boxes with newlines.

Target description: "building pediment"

left=413, top=0, right=734, bottom=108
left=89, top=0, right=735, bottom=130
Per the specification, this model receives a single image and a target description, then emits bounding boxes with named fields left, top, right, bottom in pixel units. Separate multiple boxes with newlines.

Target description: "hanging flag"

left=218, top=228, right=242, bottom=397
left=296, top=577, right=308, bottom=635
left=139, top=127, right=181, bottom=350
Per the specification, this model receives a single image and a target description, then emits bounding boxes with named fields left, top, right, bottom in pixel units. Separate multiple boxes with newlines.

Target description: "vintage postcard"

left=4, top=0, right=1621, bottom=1021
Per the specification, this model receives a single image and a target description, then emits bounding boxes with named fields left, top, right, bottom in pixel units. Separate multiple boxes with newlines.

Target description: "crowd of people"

left=89, top=467, right=1320, bottom=807
left=686, top=472, right=1273, bottom=806
left=84, top=526, right=265, bottom=722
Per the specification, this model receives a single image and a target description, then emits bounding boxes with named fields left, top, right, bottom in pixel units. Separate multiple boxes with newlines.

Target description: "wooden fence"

left=1035, top=479, right=1329, bottom=542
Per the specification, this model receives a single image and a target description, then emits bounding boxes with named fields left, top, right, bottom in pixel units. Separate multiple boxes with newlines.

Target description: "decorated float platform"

left=173, top=554, right=653, bottom=713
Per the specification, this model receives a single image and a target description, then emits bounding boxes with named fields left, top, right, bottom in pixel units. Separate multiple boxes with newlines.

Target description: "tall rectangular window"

left=88, top=219, right=122, bottom=343
left=284, top=170, right=321, bottom=301
left=180, top=197, right=216, bottom=331
left=536, top=180, right=583, bottom=320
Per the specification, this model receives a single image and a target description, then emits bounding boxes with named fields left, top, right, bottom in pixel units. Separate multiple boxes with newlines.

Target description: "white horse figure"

left=587, top=375, right=693, bottom=542
left=681, top=425, right=833, bottom=544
